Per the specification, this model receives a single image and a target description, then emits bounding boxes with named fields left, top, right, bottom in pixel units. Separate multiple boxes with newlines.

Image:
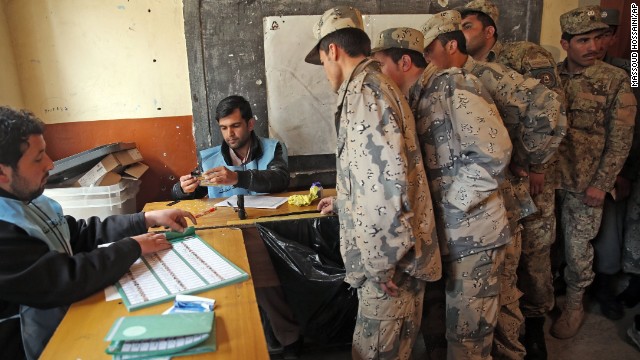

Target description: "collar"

left=336, top=58, right=375, bottom=100
left=462, top=55, right=478, bottom=73
left=558, top=58, right=598, bottom=76
left=485, top=40, right=503, bottom=62
left=0, top=187, right=22, bottom=202
left=221, top=132, right=263, bottom=165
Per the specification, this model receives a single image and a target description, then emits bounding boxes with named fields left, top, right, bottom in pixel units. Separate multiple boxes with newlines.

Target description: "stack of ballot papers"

left=105, top=312, right=216, bottom=359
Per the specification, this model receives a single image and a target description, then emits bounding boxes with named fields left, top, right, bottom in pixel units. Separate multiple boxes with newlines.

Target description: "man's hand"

left=615, top=175, right=632, bottom=201
left=317, top=197, right=335, bottom=214
left=132, top=233, right=172, bottom=255
left=144, top=209, right=197, bottom=232
left=380, top=279, right=399, bottom=297
left=179, top=174, right=200, bottom=194
left=583, top=186, right=606, bottom=207
left=529, top=172, right=545, bottom=196
left=509, top=162, right=528, bottom=178
left=203, top=166, right=238, bottom=186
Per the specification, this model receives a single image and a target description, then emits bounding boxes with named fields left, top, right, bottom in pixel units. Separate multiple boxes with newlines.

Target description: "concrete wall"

left=0, top=1, right=23, bottom=108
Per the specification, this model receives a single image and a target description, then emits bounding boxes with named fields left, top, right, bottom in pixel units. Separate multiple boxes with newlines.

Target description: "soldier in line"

left=307, top=6, right=442, bottom=360
left=552, top=5, right=636, bottom=340
left=459, top=1, right=567, bottom=358
left=415, top=11, right=514, bottom=360
left=421, top=9, right=565, bottom=360
left=591, top=7, right=640, bottom=319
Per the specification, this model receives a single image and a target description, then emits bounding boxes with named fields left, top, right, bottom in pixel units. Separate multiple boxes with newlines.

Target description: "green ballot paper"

left=105, top=312, right=216, bottom=358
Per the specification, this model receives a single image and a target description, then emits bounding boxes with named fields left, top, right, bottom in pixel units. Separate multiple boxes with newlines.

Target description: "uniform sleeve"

left=590, top=77, right=637, bottom=191
left=443, top=74, right=513, bottom=212
left=488, top=69, right=566, bottom=170
left=346, top=85, right=416, bottom=283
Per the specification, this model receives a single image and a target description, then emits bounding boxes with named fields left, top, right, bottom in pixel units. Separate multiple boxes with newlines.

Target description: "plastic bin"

left=44, top=179, right=140, bottom=219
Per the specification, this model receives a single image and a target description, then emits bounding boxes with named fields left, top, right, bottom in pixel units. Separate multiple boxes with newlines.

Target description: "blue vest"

left=0, top=195, right=72, bottom=360
left=199, top=137, right=282, bottom=199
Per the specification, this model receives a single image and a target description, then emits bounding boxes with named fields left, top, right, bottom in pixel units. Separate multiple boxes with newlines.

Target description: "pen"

left=195, top=207, right=216, bottom=218
left=227, top=201, right=238, bottom=212
left=166, top=200, right=180, bottom=206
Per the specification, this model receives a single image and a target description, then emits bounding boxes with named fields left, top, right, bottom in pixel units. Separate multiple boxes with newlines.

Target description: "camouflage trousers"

left=352, top=273, right=425, bottom=360
left=493, top=229, right=525, bottom=360
left=517, top=174, right=557, bottom=317
left=623, top=178, right=640, bottom=275
left=557, top=190, right=604, bottom=295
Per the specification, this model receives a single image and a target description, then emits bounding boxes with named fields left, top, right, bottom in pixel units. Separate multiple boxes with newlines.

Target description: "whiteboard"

left=263, top=14, right=433, bottom=156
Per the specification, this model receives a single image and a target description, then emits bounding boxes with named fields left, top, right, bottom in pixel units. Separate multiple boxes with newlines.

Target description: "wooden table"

left=144, top=190, right=338, bottom=288
left=40, top=228, right=269, bottom=360
left=142, top=189, right=337, bottom=229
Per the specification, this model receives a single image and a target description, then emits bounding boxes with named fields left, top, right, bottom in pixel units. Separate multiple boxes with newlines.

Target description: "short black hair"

left=379, top=47, right=428, bottom=69
left=215, top=95, right=253, bottom=122
left=461, top=10, right=499, bottom=40
left=319, top=28, right=371, bottom=58
left=0, top=106, right=45, bottom=169
left=436, top=30, right=469, bottom=55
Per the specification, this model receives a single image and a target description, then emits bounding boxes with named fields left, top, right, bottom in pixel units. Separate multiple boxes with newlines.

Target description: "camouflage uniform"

left=412, top=14, right=513, bottom=356
left=306, top=7, right=442, bottom=360
left=493, top=41, right=566, bottom=320
left=461, top=52, right=566, bottom=359
left=556, top=58, right=636, bottom=302
left=337, top=58, right=442, bottom=360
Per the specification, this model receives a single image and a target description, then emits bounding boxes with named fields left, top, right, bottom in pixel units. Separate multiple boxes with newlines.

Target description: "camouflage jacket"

left=491, top=41, right=566, bottom=175
left=410, top=66, right=512, bottom=260
left=463, top=56, right=567, bottom=224
left=604, top=54, right=640, bottom=180
left=334, top=58, right=441, bottom=287
left=557, top=59, right=637, bottom=193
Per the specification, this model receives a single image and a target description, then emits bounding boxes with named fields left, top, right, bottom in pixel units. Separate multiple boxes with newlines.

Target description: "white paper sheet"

left=215, top=195, right=287, bottom=209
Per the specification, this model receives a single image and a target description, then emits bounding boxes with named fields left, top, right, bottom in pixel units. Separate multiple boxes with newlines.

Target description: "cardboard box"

left=123, top=162, right=149, bottom=179
left=76, top=154, right=122, bottom=187
left=74, top=147, right=147, bottom=187
left=113, top=148, right=143, bottom=166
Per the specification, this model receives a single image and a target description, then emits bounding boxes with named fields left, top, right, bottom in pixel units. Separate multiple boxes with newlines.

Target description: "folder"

left=105, top=312, right=216, bottom=358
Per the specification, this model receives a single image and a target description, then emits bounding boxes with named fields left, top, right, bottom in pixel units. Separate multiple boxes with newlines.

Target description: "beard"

left=11, top=171, right=47, bottom=201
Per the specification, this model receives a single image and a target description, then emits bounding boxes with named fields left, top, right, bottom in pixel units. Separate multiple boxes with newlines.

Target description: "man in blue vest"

left=172, top=95, right=289, bottom=200
left=0, top=106, right=196, bottom=360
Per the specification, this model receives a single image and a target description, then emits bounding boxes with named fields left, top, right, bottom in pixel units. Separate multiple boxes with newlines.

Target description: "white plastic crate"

left=44, top=179, right=140, bottom=219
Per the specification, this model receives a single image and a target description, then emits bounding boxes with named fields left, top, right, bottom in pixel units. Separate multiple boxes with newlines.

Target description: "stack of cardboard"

left=76, top=147, right=149, bottom=187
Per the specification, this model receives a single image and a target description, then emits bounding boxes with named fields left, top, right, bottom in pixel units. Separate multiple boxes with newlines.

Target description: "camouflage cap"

left=420, top=10, right=462, bottom=49
left=560, top=6, right=609, bottom=35
left=371, top=27, right=424, bottom=54
left=304, top=6, right=365, bottom=65
left=460, top=0, right=499, bottom=27
left=601, top=8, right=620, bottom=26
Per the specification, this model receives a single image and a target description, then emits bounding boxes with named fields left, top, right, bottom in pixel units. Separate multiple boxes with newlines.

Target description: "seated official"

left=172, top=95, right=289, bottom=200
left=0, top=106, right=196, bottom=360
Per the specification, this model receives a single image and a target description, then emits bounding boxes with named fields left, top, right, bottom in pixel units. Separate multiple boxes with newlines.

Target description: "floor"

left=271, top=295, right=640, bottom=360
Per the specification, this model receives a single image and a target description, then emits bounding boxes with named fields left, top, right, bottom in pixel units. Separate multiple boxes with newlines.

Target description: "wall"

left=1, top=0, right=196, bottom=207
left=0, top=1, right=23, bottom=108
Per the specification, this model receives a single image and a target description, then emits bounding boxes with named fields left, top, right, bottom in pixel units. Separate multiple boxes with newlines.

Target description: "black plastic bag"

left=257, top=217, right=357, bottom=344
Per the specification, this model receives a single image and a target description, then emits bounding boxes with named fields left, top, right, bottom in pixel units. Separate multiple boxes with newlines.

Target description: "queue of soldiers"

left=307, top=1, right=638, bottom=359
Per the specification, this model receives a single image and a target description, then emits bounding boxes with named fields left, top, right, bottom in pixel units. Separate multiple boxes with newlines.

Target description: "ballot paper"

left=114, top=234, right=248, bottom=311
left=215, top=195, right=287, bottom=209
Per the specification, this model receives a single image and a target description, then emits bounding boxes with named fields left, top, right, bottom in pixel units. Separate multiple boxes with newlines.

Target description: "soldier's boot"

left=523, top=317, right=547, bottom=360
left=618, top=274, right=640, bottom=308
left=593, top=273, right=624, bottom=320
left=550, top=291, right=585, bottom=339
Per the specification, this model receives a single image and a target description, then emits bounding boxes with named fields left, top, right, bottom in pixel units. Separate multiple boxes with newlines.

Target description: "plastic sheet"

left=257, top=217, right=357, bottom=344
